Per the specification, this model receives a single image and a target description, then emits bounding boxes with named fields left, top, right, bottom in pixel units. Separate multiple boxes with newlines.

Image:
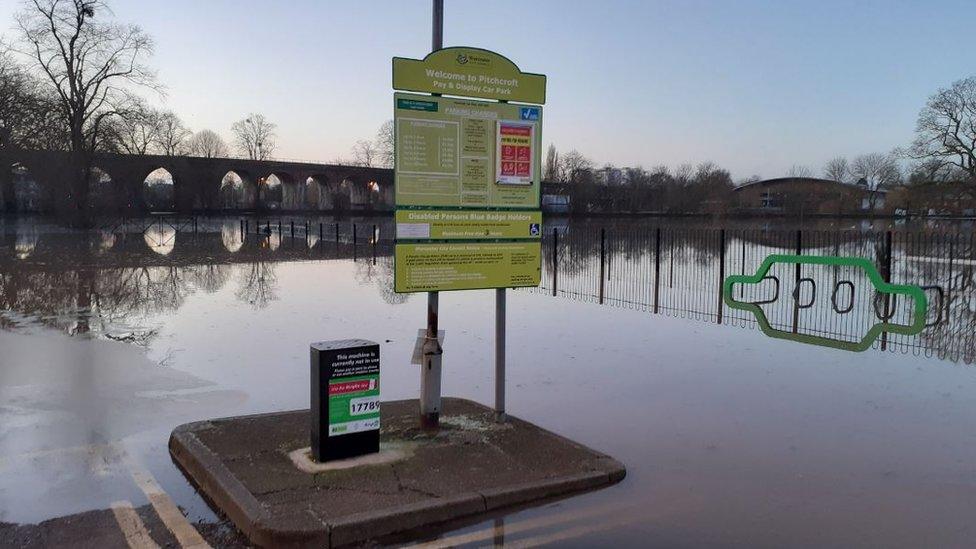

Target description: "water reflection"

left=1, top=216, right=973, bottom=363
left=221, top=224, right=243, bottom=253
left=235, top=261, right=278, bottom=308
left=143, top=225, right=176, bottom=255
left=0, top=217, right=406, bottom=342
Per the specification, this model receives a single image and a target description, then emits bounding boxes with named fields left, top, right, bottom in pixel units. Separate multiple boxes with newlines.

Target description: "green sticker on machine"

left=328, top=374, right=380, bottom=436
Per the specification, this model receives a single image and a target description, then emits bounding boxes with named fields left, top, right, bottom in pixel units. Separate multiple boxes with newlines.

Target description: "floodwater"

left=2, top=215, right=976, bottom=548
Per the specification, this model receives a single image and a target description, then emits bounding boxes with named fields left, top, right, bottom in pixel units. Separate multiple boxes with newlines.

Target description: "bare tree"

left=375, top=120, right=393, bottom=168
left=351, top=139, right=377, bottom=167
left=543, top=144, right=560, bottom=181
left=188, top=129, right=228, bottom=158
left=851, top=153, right=901, bottom=189
left=852, top=152, right=901, bottom=209
left=559, top=149, right=592, bottom=183
left=15, top=0, right=157, bottom=219
left=786, top=165, right=813, bottom=178
left=823, top=157, right=850, bottom=182
left=105, top=101, right=160, bottom=155
left=232, top=113, right=276, bottom=160
left=0, top=47, right=65, bottom=152
left=154, top=111, right=190, bottom=155
left=908, top=76, right=976, bottom=182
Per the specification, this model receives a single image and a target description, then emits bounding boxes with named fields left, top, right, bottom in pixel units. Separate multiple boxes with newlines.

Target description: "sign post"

left=421, top=0, right=444, bottom=430
left=395, top=0, right=546, bottom=426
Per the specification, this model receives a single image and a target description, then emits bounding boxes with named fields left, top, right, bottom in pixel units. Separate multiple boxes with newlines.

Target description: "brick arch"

left=219, top=169, right=255, bottom=209
left=304, top=174, right=334, bottom=210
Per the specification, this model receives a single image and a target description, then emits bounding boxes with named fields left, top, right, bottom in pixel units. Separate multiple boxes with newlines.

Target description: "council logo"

left=456, top=53, right=468, bottom=65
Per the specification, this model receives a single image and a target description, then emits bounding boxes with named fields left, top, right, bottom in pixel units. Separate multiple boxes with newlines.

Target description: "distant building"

left=541, top=180, right=571, bottom=213
left=596, top=166, right=627, bottom=186
left=733, top=177, right=887, bottom=215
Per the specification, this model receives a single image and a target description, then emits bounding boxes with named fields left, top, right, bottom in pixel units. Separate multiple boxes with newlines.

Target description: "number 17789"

left=349, top=396, right=380, bottom=416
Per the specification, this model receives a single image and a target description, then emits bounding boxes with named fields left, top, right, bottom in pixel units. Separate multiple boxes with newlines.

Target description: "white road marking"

left=110, top=500, right=161, bottom=549
left=121, top=451, right=212, bottom=549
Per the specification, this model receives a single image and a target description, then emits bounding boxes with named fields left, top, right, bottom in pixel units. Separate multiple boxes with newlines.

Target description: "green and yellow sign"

left=394, top=92, right=542, bottom=209
left=395, top=242, right=542, bottom=293
left=393, top=47, right=545, bottom=293
left=396, top=209, right=542, bottom=240
left=393, top=47, right=546, bottom=104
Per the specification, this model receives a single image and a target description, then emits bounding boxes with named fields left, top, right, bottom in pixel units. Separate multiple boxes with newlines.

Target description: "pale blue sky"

left=2, top=0, right=973, bottom=179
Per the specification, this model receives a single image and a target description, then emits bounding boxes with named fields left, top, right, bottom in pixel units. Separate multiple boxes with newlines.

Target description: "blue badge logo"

left=519, top=107, right=539, bottom=121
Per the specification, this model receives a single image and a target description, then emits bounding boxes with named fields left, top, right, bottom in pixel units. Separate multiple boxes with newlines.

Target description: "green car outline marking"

left=723, top=255, right=928, bottom=352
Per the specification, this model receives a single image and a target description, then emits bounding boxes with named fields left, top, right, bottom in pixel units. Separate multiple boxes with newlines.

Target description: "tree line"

left=540, top=76, right=976, bottom=214
left=0, top=0, right=287, bottom=222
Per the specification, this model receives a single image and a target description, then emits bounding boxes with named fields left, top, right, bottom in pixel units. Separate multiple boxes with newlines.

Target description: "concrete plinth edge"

left=169, top=398, right=626, bottom=548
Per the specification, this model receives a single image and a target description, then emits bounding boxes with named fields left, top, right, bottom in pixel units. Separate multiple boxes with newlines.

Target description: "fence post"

left=335, top=222, right=340, bottom=250
left=353, top=224, right=358, bottom=261
left=319, top=222, right=323, bottom=240
left=552, top=227, right=558, bottom=297
left=372, top=224, right=377, bottom=265
left=291, top=220, right=295, bottom=238
left=654, top=227, right=661, bottom=314
left=947, top=235, right=954, bottom=326
left=278, top=220, right=282, bottom=235
left=599, top=228, right=605, bottom=304
left=880, top=231, right=893, bottom=351
left=739, top=237, right=746, bottom=298
left=792, top=229, right=802, bottom=334
left=718, top=229, right=726, bottom=324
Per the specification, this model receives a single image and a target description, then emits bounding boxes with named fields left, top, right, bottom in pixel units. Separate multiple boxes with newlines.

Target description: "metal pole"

left=653, top=227, right=661, bottom=314
left=421, top=290, right=442, bottom=429
left=599, top=228, right=605, bottom=304
left=792, top=229, right=802, bottom=334
left=495, top=288, right=506, bottom=420
left=552, top=227, right=558, bottom=297
left=718, top=229, right=726, bottom=324
left=421, top=0, right=445, bottom=430
left=432, top=0, right=443, bottom=51
left=880, top=231, right=893, bottom=351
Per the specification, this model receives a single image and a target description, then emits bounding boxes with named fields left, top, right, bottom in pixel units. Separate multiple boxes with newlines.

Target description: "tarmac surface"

left=169, top=398, right=625, bottom=548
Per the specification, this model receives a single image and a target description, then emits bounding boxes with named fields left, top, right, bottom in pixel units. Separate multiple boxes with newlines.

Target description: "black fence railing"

left=527, top=226, right=976, bottom=364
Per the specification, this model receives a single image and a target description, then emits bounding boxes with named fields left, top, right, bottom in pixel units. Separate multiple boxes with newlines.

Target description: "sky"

left=1, top=0, right=973, bottom=180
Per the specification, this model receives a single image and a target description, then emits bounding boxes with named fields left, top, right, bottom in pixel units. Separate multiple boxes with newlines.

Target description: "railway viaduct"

left=2, top=149, right=394, bottom=213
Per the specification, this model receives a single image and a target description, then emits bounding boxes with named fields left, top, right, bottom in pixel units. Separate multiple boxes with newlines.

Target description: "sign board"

left=394, top=242, right=542, bottom=293
left=310, top=339, right=380, bottom=462
left=393, top=47, right=545, bottom=293
left=395, top=92, right=543, bottom=209
left=393, top=47, right=546, bottom=104
left=395, top=209, right=541, bottom=240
